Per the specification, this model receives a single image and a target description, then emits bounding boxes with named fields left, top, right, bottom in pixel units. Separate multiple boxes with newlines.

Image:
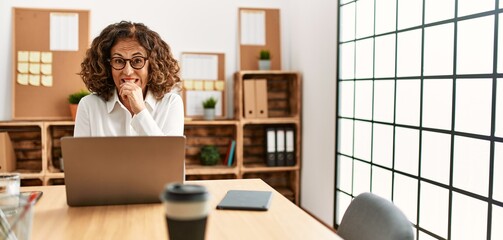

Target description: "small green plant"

left=202, top=96, right=217, bottom=109
left=200, top=145, right=220, bottom=165
left=68, top=90, right=90, bottom=104
left=259, top=49, right=270, bottom=60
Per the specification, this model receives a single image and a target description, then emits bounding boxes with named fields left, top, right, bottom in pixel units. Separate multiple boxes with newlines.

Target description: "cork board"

left=238, top=8, right=281, bottom=70
left=180, top=52, right=227, bottom=119
left=12, top=8, right=89, bottom=120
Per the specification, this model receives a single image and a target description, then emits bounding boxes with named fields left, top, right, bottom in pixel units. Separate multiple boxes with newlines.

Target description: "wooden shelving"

left=235, top=71, right=302, bottom=204
left=0, top=70, right=302, bottom=204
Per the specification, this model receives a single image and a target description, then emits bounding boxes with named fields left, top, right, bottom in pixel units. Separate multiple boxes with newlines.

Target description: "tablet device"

left=216, top=190, right=272, bottom=211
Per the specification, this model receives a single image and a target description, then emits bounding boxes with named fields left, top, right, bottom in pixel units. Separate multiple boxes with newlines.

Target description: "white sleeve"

left=73, top=97, right=91, bottom=137
left=131, top=94, right=185, bottom=136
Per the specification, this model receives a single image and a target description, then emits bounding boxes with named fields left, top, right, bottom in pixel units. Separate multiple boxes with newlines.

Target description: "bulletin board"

left=180, top=52, right=227, bottom=119
left=12, top=8, right=89, bottom=120
left=238, top=8, right=281, bottom=70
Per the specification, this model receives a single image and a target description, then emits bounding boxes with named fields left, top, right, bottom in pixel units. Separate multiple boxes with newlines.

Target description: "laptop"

left=61, top=136, right=186, bottom=207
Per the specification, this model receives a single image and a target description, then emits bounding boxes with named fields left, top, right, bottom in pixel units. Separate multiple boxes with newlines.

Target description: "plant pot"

left=203, top=108, right=215, bottom=120
left=258, top=60, right=271, bottom=70
left=69, top=104, right=78, bottom=121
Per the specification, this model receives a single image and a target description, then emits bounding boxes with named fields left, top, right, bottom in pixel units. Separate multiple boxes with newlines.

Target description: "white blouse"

left=73, top=90, right=184, bottom=137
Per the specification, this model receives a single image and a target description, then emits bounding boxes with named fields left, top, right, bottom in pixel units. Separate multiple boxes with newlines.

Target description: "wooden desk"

left=24, top=179, right=340, bottom=240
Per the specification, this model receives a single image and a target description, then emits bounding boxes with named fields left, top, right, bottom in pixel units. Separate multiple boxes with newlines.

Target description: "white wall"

left=289, top=0, right=337, bottom=226
left=0, top=0, right=337, bottom=227
left=0, top=0, right=290, bottom=120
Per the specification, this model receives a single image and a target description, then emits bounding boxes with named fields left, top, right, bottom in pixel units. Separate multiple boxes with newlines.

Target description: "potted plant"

left=202, top=96, right=217, bottom=120
left=259, top=49, right=271, bottom=70
left=200, top=145, right=220, bottom=166
left=68, top=89, right=90, bottom=121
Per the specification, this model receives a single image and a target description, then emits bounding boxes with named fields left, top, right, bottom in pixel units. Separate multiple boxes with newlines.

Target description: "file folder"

left=285, top=128, right=295, bottom=166
left=266, top=128, right=276, bottom=166
left=254, top=79, right=268, bottom=118
left=276, top=128, right=286, bottom=166
left=243, top=80, right=256, bottom=118
left=0, top=133, right=16, bottom=172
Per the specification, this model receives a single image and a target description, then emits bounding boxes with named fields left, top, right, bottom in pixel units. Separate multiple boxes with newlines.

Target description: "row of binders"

left=243, top=79, right=268, bottom=118
left=265, top=127, right=295, bottom=167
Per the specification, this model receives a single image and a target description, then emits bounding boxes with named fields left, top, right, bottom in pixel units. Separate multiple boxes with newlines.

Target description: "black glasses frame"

left=108, top=56, right=148, bottom=70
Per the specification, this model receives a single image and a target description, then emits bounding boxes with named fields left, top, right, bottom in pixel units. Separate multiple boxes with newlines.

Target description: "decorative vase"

left=258, top=60, right=271, bottom=70
left=69, top=104, right=78, bottom=121
left=203, top=108, right=215, bottom=120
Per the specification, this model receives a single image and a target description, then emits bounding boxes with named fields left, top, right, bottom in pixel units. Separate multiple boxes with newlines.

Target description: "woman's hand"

left=119, top=81, right=146, bottom=114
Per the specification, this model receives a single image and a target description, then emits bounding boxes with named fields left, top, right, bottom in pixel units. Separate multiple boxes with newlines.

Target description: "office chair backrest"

left=337, top=192, right=414, bottom=240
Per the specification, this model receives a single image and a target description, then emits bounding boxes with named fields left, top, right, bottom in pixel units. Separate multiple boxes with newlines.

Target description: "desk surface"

left=24, top=179, right=340, bottom=240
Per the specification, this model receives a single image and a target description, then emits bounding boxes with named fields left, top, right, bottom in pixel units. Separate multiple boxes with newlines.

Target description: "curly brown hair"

left=79, top=21, right=181, bottom=101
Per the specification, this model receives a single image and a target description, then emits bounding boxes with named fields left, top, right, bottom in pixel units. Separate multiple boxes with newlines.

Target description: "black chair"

left=337, top=192, right=414, bottom=240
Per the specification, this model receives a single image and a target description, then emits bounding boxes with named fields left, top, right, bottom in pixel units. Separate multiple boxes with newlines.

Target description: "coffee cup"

left=161, top=183, right=210, bottom=240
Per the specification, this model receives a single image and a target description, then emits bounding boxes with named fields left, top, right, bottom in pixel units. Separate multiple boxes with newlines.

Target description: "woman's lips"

left=122, top=79, right=138, bottom=83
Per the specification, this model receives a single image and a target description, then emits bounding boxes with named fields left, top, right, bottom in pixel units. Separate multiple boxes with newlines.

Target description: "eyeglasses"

left=108, top=56, right=148, bottom=70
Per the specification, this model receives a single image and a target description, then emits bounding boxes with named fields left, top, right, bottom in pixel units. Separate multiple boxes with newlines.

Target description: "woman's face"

left=110, top=38, right=149, bottom=94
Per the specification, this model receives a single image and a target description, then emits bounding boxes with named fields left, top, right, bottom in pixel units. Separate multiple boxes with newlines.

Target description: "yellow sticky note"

left=29, top=74, right=40, bottom=86
left=41, top=75, right=53, bottom=87
left=29, top=63, right=40, bottom=74
left=17, top=63, right=29, bottom=74
left=203, top=81, right=214, bottom=90
left=18, top=51, right=29, bottom=62
left=194, top=80, right=203, bottom=90
left=41, top=64, right=52, bottom=75
left=183, top=80, right=194, bottom=90
left=29, top=51, right=41, bottom=62
left=17, top=74, right=29, bottom=85
left=41, top=52, right=53, bottom=63
left=215, top=80, right=225, bottom=91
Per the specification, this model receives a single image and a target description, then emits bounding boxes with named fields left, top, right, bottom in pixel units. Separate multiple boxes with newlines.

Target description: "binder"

left=275, top=128, right=286, bottom=166
left=0, top=132, right=16, bottom=172
left=285, top=128, right=295, bottom=166
left=243, top=80, right=256, bottom=118
left=254, top=79, right=268, bottom=118
left=265, top=128, right=276, bottom=166
left=227, top=140, right=236, bottom=167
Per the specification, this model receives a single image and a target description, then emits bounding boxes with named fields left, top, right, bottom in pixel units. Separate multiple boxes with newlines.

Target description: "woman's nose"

left=122, top=60, right=134, bottom=75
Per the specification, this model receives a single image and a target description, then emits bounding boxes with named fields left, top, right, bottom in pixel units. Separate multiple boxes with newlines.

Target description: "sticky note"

left=29, top=51, right=41, bottom=62
left=203, top=81, right=214, bottom=90
left=29, top=63, right=40, bottom=74
left=29, top=74, right=40, bottom=86
left=194, top=80, right=203, bottom=90
left=18, top=51, right=29, bottom=62
left=183, top=80, right=194, bottom=90
left=215, top=80, right=225, bottom=91
left=41, top=64, right=52, bottom=75
left=17, top=63, right=29, bottom=74
left=41, top=52, right=53, bottom=63
left=17, top=74, right=29, bottom=85
left=41, top=75, right=53, bottom=87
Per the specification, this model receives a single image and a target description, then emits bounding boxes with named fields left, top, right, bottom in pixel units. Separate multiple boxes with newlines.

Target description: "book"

left=223, top=141, right=233, bottom=166
left=227, top=140, right=236, bottom=167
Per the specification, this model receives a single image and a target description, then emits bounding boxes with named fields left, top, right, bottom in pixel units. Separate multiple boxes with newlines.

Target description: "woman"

left=75, top=21, right=184, bottom=136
